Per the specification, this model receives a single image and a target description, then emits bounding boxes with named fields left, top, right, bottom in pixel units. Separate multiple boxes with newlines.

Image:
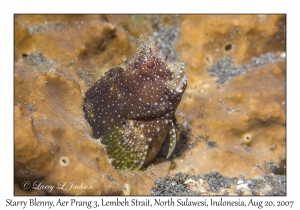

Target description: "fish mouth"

left=164, top=70, right=188, bottom=100
left=175, top=71, right=188, bottom=93
left=165, top=61, right=188, bottom=95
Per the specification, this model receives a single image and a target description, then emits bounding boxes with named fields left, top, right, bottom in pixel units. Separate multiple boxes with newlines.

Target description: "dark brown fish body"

left=84, top=35, right=187, bottom=170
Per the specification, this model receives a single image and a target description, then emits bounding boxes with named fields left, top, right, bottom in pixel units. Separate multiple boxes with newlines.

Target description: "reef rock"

left=14, top=14, right=286, bottom=195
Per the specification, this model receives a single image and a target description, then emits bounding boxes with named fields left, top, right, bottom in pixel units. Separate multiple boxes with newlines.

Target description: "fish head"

left=117, top=38, right=188, bottom=121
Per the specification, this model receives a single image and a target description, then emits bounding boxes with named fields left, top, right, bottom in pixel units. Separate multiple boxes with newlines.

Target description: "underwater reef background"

left=14, top=14, right=286, bottom=195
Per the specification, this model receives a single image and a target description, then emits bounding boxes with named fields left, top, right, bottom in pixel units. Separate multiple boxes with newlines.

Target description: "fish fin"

left=174, top=118, right=181, bottom=142
left=100, top=120, right=150, bottom=171
left=166, top=118, right=180, bottom=158
left=100, top=128, right=123, bottom=156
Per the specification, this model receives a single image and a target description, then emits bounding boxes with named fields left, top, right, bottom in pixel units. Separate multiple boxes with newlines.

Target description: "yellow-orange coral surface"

left=14, top=14, right=285, bottom=195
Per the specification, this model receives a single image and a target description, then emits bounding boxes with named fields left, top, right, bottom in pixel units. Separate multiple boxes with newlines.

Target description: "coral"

left=170, top=61, right=285, bottom=179
left=14, top=14, right=286, bottom=195
left=14, top=62, right=173, bottom=195
left=177, top=15, right=285, bottom=74
left=14, top=14, right=137, bottom=88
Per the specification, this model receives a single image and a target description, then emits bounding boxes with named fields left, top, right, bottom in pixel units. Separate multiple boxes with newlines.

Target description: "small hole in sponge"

left=242, top=134, right=251, bottom=145
left=122, top=183, right=131, bottom=196
left=223, top=42, right=233, bottom=53
left=60, top=157, right=69, bottom=167
left=205, top=54, right=214, bottom=66
left=225, top=44, right=232, bottom=51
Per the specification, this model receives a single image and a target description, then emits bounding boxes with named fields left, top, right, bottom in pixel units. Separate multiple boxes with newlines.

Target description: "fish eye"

left=108, top=67, right=123, bottom=78
left=135, top=56, right=160, bottom=77
left=147, top=62, right=155, bottom=69
left=108, top=69, right=117, bottom=78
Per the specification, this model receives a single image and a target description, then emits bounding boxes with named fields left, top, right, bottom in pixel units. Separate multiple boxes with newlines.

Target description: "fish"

left=83, top=34, right=187, bottom=170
